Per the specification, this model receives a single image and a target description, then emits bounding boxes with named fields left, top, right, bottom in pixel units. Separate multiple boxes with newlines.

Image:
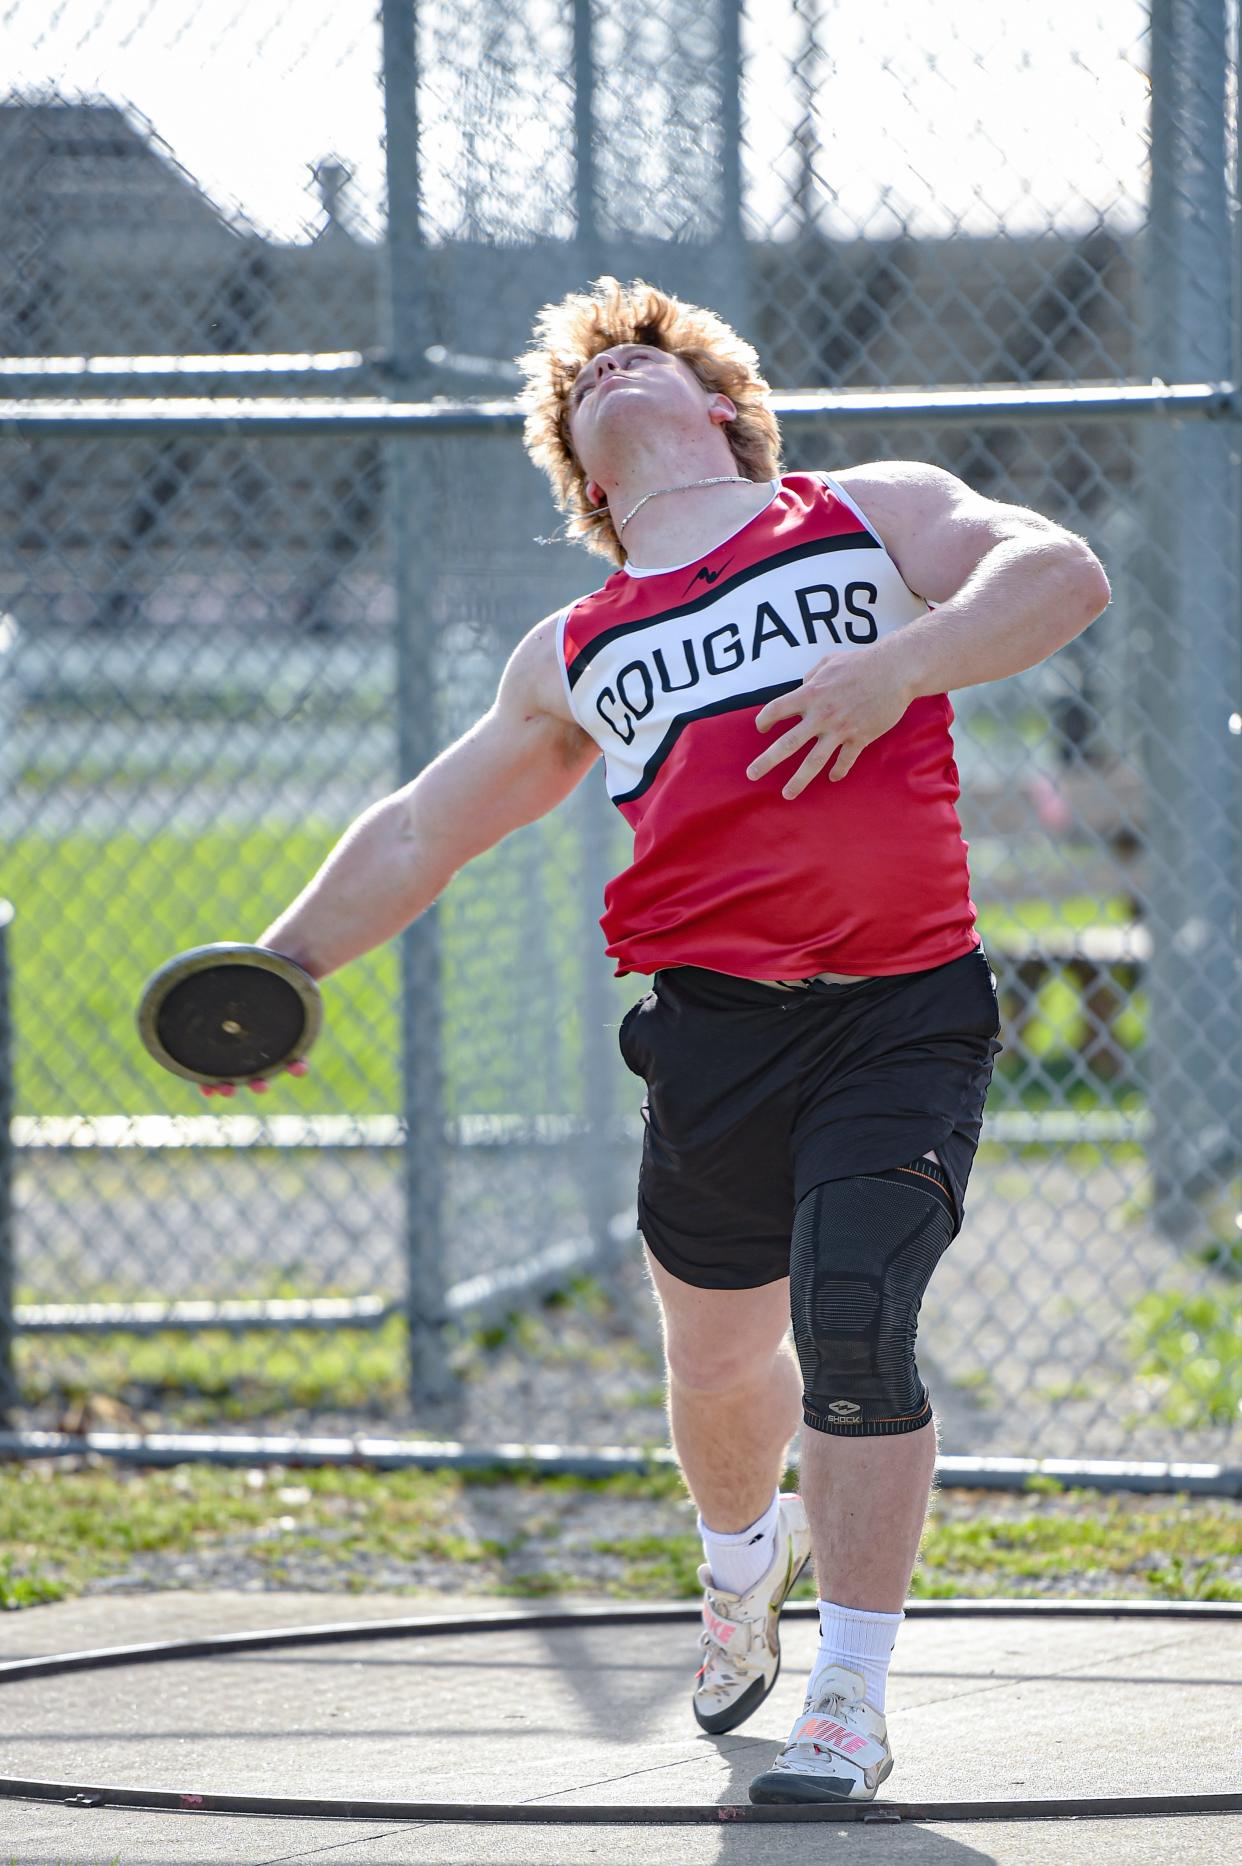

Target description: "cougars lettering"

left=594, top=581, right=879, bottom=745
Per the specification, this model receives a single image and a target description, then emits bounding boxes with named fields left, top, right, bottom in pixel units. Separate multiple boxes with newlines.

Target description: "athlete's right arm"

left=257, top=613, right=597, bottom=981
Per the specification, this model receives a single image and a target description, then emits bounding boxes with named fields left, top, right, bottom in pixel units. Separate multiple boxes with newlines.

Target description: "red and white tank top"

left=555, top=471, right=979, bottom=979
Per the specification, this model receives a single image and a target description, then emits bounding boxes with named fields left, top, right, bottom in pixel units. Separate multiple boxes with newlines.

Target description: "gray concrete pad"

left=0, top=1594, right=1238, bottom=1866
left=3, top=1809, right=1242, bottom=1866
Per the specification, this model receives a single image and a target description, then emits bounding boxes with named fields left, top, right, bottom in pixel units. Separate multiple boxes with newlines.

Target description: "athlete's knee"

left=647, top=1246, right=793, bottom=1394
left=662, top=1310, right=795, bottom=1396
left=789, top=1163, right=956, bottom=1437
left=665, top=1329, right=795, bottom=1397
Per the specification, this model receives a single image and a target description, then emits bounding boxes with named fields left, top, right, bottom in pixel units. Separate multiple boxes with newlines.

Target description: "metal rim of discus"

left=136, top=942, right=323, bottom=1086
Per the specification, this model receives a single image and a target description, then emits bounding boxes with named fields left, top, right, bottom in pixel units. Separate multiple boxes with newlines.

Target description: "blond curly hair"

left=516, top=276, right=782, bottom=567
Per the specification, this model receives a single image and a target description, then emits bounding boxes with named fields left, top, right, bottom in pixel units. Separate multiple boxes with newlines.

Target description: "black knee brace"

left=790, top=1160, right=955, bottom=1436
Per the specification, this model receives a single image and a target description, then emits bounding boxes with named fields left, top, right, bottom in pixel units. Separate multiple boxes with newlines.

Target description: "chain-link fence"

left=1, top=0, right=1239, bottom=1468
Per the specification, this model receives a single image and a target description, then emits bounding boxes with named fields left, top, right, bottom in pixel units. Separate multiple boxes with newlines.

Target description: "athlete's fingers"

left=747, top=718, right=816, bottom=780
left=200, top=1067, right=302, bottom=1089
left=829, top=740, right=865, bottom=782
left=754, top=689, right=807, bottom=734
left=781, top=737, right=841, bottom=800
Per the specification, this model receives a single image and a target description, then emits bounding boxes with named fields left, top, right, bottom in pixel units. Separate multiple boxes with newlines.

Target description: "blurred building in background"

left=2, top=94, right=1133, bottom=639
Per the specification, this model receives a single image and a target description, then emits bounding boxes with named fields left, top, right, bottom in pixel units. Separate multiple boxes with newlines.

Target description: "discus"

left=137, top=943, right=322, bottom=1086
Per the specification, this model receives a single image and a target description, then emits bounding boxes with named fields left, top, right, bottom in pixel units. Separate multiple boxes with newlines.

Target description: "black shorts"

left=618, top=946, right=1002, bottom=1291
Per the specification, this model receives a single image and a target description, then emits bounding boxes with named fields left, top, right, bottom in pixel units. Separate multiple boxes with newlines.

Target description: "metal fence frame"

left=1, top=0, right=1239, bottom=1458
left=1, top=377, right=1238, bottom=1402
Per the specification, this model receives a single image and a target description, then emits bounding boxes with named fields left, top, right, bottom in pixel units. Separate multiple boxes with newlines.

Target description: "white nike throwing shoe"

left=693, top=1491, right=812, bottom=1735
left=748, top=1663, right=894, bottom=1803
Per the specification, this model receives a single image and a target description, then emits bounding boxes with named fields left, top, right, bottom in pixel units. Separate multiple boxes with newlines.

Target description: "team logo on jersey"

left=591, top=580, right=880, bottom=747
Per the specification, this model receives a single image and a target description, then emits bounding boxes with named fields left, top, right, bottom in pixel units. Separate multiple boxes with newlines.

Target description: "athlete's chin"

left=593, top=385, right=644, bottom=418
left=592, top=395, right=695, bottom=448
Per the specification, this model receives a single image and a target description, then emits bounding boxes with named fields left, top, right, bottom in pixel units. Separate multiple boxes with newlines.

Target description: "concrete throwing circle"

left=1, top=1600, right=1239, bottom=1826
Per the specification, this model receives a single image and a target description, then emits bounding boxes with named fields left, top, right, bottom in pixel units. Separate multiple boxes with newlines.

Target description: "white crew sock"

left=697, top=1488, right=782, bottom=1596
left=809, top=1599, right=905, bottom=1714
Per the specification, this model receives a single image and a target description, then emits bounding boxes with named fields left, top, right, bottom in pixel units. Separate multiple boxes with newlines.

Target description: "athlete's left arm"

left=840, top=459, right=1112, bottom=698
left=748, top=461, right=1110, bottom=795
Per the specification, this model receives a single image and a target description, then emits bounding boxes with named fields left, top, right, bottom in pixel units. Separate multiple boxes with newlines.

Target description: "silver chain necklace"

left=617, top=475, right=752, bottom=534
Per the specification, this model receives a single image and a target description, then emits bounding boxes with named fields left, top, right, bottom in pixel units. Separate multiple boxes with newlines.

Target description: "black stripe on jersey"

left=611, top=680, right=803, bottom=806
left=567, top=530, right=880, bottom=690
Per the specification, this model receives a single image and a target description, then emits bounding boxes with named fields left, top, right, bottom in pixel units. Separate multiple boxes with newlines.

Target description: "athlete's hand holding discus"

left=193, top=935, right=317, bottom=1099
left=198, top=1053, right=310, bottom=1098
left=136, top=941, right=320, bottom=1098
left=746, top=641, right=916, bottom=798
left=198, top=1062, right=310, bottom=1100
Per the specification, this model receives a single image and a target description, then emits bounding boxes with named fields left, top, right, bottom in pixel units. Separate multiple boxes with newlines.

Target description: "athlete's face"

left=567, top=344, right=735, bottom=487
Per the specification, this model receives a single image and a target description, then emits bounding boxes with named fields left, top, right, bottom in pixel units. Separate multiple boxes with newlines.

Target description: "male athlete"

left=227, top=277, right=1110, bottom=1803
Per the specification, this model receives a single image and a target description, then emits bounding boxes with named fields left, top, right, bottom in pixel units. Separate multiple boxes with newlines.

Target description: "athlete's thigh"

left=622, top=971, right=799, bottom=1288
left=644, top=1244, right=792, bottom=1390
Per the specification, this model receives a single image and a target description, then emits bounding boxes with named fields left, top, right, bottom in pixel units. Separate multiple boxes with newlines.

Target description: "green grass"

left=600, top=1485, right=1242, bottom=1603
left=1129, top=1288, right=1242, bottom=1428
left=4, top=818, right=1143, bottom=1116
left=0, top=1462, right=508, bottom=1607
left=915, top=1489, right=1242, bottom=1600
left=1, top=1460, right=1238, bottom=1609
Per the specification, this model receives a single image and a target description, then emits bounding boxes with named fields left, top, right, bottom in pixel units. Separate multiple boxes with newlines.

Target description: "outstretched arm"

left=259, top=613, right=597, bottom=980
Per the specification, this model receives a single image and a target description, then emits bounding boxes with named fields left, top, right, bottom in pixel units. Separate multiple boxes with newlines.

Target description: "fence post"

left=717, top=0, right=748, bottom=337
left=0, top=901, right=15, bottom=1421
left=573, top=0, right=598, bottom=265
left=380, top=0, right=455, bottom=1400
left=1232, top=0, right=1242, bottom=1235
left=1140, top=0, right=1241, bottom=1236
left=571, top=0, right=628, bottom=1284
